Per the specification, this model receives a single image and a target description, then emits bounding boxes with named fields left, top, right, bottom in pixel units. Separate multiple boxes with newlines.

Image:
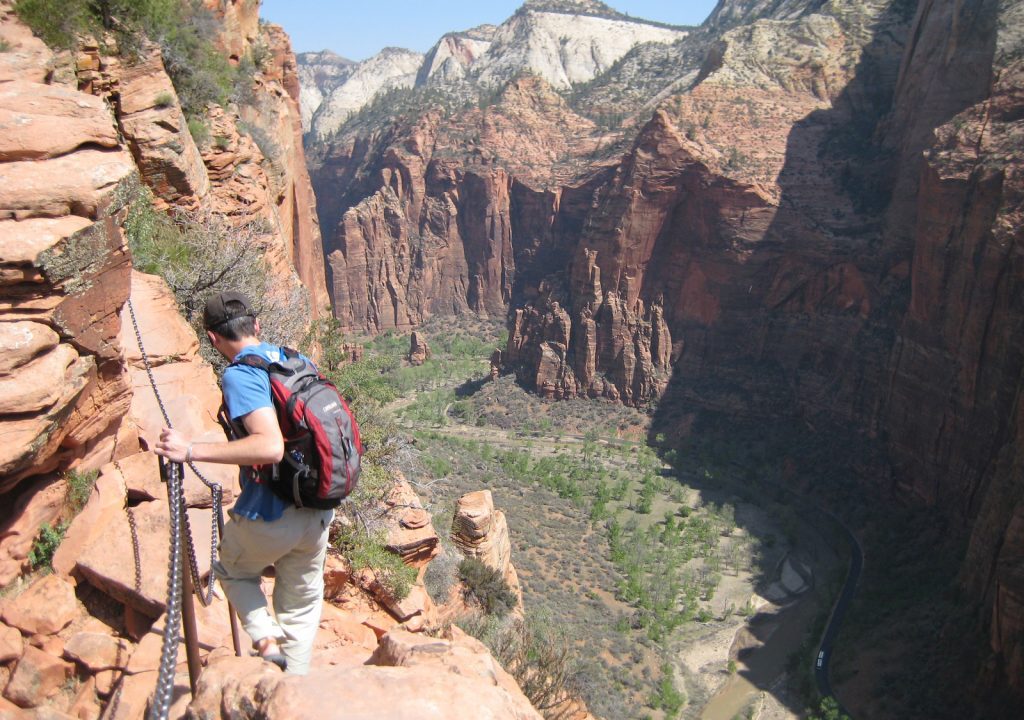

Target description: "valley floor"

left=346, top=319, right=850, bottom=719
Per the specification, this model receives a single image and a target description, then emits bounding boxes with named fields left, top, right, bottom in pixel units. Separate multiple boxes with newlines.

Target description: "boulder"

left=185, top=653, right=542, bottom=720
left=67, top=676, right=102, bottom=720
left=51, top=465, right=127, bottom=578
left=115, top=51, right=210, bottom=207
left=0, top=321, right=59, bottom=374
left=63, top=632, right=133, bottom=672
left=0, top=575, right=79, bottom=636
left=3, top=646, right=73, bottom=708
left=0, top=624, right=22, bottom=663
left=76, top=499, right=214, bottom=618
left=0, top=343, right=79, bottom=414
left=0, top=81, right=120, bottom=162
left=0, top=148, right=135, bottom=220
left=0, top=474, right=65, bottom=586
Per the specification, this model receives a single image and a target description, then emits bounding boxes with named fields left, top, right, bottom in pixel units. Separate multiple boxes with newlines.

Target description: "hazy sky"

left=259, top=1, right=720, bottom=60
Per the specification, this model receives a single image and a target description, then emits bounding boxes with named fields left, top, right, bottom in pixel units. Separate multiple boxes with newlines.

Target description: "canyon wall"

left=306, top=0, right=1024, bottom=701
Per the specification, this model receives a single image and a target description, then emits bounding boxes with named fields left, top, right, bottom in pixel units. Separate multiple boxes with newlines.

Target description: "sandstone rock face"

left=451, top=490, right=523, bottom=614
left=408, top=330, right=430, bottom=366
left=312, top=75, right=598, bottom=334
left=471, top=1, right=687, bottom=91
left=879, top=0, right=1024, bottom=697
left=112, top=49, right=211, bottom=208
left=187, top=640, right=542, bottom=720
left=452, top=490, right=512, bottom=576
left=382, top=473, right=440, bottom=569
left=417, top=29, right=494, bottom=87
left=189, top=626, right=548, bottom=716
left=249, top=23, right=331, bottom=315
left=202, top=0, right=260, bottom=63
left=0, top=28, right=136, bottom=494
left=75, top=25, right=330, bottom=319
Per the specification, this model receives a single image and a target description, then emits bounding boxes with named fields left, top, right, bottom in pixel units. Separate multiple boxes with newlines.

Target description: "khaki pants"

left=213, top=505, right=333, bottom=675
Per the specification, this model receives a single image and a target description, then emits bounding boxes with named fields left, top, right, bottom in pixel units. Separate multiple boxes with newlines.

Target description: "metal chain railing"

left=126, top=297, right=227, bottom=720
left=147, top=458, right=185, bottom=720
left=127, top=297, right=222, bottom=605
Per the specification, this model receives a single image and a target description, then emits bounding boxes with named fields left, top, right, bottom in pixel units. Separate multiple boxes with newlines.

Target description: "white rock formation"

left=308, top=47, right=423, bottom=139
left=296, top=50, right=355, bottom=132
left=471, top=6, right=687, bottom=90
left=417, top=31, right=494, bottom=86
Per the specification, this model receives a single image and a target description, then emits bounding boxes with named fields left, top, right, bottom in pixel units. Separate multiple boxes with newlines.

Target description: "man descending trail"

left=154, top=291, right=333, bottom=675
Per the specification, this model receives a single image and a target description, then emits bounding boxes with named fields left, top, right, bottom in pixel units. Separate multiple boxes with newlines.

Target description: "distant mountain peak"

left=520, top=0, right=623, bottom=19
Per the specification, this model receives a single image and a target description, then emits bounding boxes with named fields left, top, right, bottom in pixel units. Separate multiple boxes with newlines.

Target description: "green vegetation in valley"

left=309, top=318, right=807, bottom=719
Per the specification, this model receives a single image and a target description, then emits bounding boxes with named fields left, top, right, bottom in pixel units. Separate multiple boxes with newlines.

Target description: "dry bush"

left=461, top=613, right=582, bottom=720
left=126, top=192, right=309, bottom=367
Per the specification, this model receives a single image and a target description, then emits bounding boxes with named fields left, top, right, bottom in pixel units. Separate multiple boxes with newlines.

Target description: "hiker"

left=153, top=291, right=333, bottom=675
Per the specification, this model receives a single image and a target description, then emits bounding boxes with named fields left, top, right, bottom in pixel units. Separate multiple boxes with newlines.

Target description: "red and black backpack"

left=219, top=347, right=362, bottom=509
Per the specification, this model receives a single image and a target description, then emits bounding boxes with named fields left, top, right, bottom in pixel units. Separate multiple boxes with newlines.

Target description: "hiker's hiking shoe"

left=254, top=637, right=287, bottom=671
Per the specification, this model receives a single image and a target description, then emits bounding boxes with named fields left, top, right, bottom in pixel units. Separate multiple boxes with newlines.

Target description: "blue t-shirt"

left=224, top=342, right=291, bottom=522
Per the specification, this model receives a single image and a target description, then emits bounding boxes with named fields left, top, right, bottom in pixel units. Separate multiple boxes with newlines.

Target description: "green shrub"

left=423, top=545, right=460, bottom=603
left=124, top=185, right=308, bottom=367
left=187, top=117, right=210, bottom=146
left=649, top=662, right=685, bottom=716
left=422, top=454, right=453, bottom=479
left=28, top=522, right=66, bottom=570
left=460, top=613, right=581, bottom=719
left=237, top=121, right=280, bottom=160
left=154, top=91, right=175, bottom=108
left=458, top=557, right=517, bottom=616
left=0, top=38, right=12, bottom=52
left=808, top=697, right=851, bottom=720
left=334, top=522, right=415, bottom=601
left=65, top=469, right=98, bottom=514
left=13, top=0, right=92, bottom=48
left=15, top=0, right=236, bottom=118
left=26, top=468, right=99, bottom=571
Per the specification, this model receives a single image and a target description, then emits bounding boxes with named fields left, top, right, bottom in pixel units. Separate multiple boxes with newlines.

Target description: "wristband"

left=185, top=444, right=193, bottom=464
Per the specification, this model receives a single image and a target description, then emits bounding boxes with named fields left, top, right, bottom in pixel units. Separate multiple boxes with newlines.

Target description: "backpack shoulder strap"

left=231, top=354, right=272, bottom=372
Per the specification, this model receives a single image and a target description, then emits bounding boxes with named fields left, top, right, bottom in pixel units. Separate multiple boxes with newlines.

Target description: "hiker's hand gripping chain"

left=155, top=428, right=190, bottom=463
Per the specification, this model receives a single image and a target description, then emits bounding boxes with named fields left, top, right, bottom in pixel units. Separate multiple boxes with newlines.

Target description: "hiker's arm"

left=154, top=407, right=284, bottom=466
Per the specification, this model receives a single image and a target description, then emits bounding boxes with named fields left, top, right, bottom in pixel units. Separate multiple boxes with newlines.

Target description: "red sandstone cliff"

left=75, top=1, right=329, bottom=318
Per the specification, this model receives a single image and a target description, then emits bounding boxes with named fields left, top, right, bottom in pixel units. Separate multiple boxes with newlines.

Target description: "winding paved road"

left=814, top=508, right=863, bottom=714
